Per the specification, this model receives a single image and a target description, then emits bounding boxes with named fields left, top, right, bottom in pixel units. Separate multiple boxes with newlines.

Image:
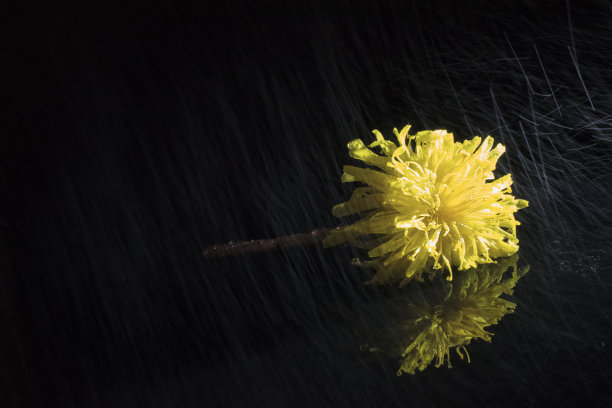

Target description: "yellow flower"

left=324, top=125, right=528, bottom=285
left=397, top=255, right=528, bottom=375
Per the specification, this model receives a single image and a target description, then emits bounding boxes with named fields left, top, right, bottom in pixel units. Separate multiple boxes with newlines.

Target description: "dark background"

left=3, top=1, right=612, bottom=406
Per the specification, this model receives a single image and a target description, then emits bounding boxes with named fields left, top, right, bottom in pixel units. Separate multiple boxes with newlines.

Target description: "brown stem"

left=203, top=228, right=335, bottom=258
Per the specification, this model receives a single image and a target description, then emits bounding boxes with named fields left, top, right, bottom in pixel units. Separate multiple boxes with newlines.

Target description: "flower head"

left=324, top=125, right=528, bottom=285
left=397, top=255, right=528, bottom=375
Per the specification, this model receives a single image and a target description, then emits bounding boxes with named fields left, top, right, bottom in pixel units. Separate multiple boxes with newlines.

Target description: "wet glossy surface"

left=4, top=2, right=612, bottom=406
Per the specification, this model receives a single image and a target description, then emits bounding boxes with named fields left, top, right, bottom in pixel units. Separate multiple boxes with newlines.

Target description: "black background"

left=3, top=1, right=612, bottom=407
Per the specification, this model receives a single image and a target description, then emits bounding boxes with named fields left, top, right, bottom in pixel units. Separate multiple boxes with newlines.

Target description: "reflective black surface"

left=4, top=1, right=612, bottom=406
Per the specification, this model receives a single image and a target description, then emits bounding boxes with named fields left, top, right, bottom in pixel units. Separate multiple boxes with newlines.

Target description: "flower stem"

left=203, top=228, right=335, bottom=258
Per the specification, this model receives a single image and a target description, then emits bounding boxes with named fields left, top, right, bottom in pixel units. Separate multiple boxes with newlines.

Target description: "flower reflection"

left=396, top=255, right=528, bottom=375
left=347, top=255, right=528, bottom=375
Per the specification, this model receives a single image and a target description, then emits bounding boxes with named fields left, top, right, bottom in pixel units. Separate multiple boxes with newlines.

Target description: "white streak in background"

left=568, top=46, right=594, bottom=111
left=519, top=120, right=545, bottom=193
left=567, top=0, right=577, bottom=58
left=504, top=32, right=534, bottom=95
left=533, top=44, right=561, bottom=117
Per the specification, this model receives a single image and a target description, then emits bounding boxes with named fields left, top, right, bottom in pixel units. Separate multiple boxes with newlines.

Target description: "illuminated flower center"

left=324, top=125, right=528, bottom=285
